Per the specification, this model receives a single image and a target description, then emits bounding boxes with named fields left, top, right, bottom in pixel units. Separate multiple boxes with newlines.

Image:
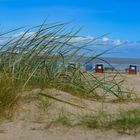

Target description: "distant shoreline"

left=73, top=56, right=140, bottom=65
left=72, top=56, right=140, bottom=72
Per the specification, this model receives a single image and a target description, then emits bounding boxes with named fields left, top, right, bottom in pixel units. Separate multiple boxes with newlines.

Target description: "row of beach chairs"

left=94, top=64, right=137, bottom=74
left=68, top=63, right=138, bottom=75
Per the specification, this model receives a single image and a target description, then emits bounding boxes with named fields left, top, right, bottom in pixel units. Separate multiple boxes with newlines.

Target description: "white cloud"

left=102, top=37, right=110, bottom=42
left=67, top=35, right=140, bottom=48
left=113, top=39, right=122, bottom=45
left=70, top=36, right=95, bottom=42
left=13, top=32, right=35, bottom=38
left=1, top=32, right=140, bottom=49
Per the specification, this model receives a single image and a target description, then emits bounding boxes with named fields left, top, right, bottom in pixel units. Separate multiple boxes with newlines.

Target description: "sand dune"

left=0, top=74, right=140, bottom=140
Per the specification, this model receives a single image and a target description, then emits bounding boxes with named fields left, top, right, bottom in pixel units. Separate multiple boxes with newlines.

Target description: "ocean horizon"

left=92, top=57, right=140, bottom=72
left=72, top=56, right=140, bottom=72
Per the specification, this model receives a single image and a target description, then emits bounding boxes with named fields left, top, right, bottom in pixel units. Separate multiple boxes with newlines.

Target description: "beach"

left=0, top=0, right=140, bottom=139
left=0, top=73, right=140, bottom=140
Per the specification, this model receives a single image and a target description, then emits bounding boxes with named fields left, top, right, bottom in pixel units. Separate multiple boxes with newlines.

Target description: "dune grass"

left=79, top=108, right=140, bottom=134
left=0, top=21, right=134, bottom=119
left=108, top=109, right=140, bottom=134
left=54, top=108, right=140, bottom=134
left=0, top=73, right=21, bottom=118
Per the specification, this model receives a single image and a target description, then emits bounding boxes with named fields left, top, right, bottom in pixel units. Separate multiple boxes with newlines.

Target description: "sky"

left=0, top=0, right=140, bottom=58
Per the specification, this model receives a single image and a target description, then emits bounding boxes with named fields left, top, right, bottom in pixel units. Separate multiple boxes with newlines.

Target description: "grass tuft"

left=108, top=109, right=140, bottom=134
left=0, top=73, right=21, bottom=119
left=0, top=21, right=134, bottom=121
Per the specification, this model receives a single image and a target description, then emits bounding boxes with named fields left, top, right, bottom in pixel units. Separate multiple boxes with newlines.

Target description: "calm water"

left=78, top=57, right=140, bottom=72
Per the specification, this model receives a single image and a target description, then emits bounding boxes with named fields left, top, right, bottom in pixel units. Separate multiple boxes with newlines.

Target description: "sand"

left=0, top=73, right=140, bottom=140
left=1, top=122, right=140, bottom=140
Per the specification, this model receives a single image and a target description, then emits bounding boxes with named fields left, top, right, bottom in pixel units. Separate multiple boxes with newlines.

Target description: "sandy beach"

left=1, top=0, right=140, bottom=139
left=0, top=73, right=140, bottom=140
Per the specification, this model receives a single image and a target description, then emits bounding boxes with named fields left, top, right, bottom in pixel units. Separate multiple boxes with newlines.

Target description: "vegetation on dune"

left=0, top=73, right=21, bottom=118
left=55, top=108, right=140, bottom=134
left=0, top=21, right=133, bottom=119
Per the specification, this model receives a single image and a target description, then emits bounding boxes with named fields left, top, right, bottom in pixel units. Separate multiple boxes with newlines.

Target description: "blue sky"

left=0, top=0, right=140, bottom=58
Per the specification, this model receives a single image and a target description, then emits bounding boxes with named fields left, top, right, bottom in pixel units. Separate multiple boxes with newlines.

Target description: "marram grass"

left=51, top=108, right=140, bottom=134
left=0, top=22, right=133, bottom=118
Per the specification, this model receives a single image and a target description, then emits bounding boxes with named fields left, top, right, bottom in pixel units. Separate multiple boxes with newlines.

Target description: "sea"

left=72, top=57, right=140, bottom=72
left=93, top=57, right=140, bottom=72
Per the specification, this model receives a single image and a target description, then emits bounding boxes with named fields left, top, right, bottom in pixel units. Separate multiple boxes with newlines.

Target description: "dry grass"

left=0, top=73, right=21, bottom=119
left=0, top=21, right=136, bottom=134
